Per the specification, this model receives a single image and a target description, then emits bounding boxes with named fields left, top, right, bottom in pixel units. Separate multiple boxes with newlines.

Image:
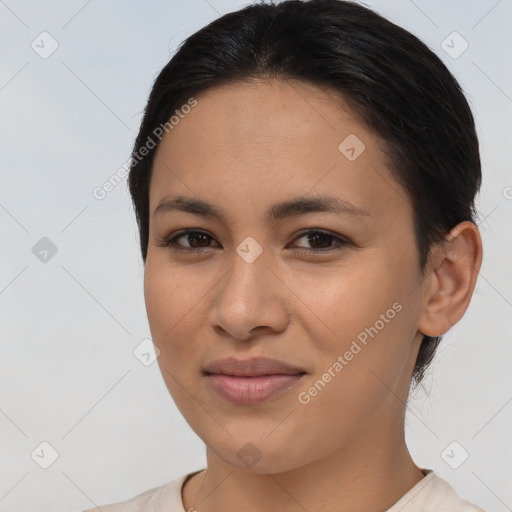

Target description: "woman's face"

left=144, top=80, right=427, bottom=473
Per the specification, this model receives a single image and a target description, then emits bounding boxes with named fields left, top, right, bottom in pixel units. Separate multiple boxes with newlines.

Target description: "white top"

left=82, top=469, right=486, bottom=512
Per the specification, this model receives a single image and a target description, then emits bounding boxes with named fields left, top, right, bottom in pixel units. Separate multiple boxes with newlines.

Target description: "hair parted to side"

left=128, top=0, right=481, bottom=386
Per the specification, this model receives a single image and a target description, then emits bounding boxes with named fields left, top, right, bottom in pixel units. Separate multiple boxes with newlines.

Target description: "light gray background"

left=1, top=1, right=511, bottom=511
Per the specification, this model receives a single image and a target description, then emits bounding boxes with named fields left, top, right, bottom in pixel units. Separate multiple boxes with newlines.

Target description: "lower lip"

left=207, top=373, right=305, bottom=405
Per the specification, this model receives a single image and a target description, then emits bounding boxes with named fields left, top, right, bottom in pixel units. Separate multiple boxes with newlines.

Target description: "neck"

left=183, top=419, right=425, bottom=512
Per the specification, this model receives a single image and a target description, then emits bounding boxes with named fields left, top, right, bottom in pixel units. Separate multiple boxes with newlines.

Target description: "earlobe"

left=417, top=221, right=483, bottom=337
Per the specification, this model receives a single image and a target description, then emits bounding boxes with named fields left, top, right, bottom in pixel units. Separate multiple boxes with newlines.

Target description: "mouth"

left=203, top=357, right=307, bottom=405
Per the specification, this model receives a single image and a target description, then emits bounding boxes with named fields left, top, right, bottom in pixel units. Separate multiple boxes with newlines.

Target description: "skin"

left=144, top=79, right=483, bottom=512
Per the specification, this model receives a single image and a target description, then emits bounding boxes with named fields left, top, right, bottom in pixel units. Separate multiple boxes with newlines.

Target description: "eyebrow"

left=154, top=194, right=372, bottom=222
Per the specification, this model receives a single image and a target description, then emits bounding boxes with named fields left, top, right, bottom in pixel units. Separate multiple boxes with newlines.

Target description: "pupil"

left=308, top=232, right=331, bottom=249
left=190, top=233, right=209, bottom=247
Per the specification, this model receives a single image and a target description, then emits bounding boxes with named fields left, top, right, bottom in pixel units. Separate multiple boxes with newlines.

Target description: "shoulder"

left=425, top=474, right=486, bottom=512
left=80, top=472, right=191, bottom=512
left=387, top=471, right=486, bottom=512
left=81, top=483, right=166, bottom=512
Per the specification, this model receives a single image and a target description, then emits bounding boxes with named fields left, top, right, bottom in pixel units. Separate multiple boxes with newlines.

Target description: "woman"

left=85, top=0, right=485, bottom=510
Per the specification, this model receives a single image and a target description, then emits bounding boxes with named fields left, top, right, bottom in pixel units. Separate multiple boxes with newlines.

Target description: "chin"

left=203, top=429, right=312, bottom=475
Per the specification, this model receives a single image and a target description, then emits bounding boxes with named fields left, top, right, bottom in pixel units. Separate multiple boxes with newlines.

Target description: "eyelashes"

left=157, top=228, right=352, bottom=255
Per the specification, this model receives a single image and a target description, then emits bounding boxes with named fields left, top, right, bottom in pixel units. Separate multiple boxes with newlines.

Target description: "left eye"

left=161, top=229, right=350, bottom=253
left=293, top=230, right=349, bottom=251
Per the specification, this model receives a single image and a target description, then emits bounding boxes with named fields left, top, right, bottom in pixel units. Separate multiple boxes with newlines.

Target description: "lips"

left=204, top=356, right=306, bottom=377
left=204, top=357, right=307, bottom=405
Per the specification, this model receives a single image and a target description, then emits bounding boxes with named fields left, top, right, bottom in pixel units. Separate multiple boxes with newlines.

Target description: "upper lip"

left=203, top=357, right=307, bottom=377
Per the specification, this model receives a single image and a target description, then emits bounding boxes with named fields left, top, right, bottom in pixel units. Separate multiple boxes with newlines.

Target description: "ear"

left=417, top=221, right=483, bottom=337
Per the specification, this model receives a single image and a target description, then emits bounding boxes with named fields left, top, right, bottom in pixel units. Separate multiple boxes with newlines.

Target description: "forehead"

left=150, top=79, right=412, bottom=226
left=155, top=79, right=362, bottom=164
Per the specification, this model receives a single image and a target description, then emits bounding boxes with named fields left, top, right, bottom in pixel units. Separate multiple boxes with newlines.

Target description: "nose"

left=208, top=244, right=290, bottom=342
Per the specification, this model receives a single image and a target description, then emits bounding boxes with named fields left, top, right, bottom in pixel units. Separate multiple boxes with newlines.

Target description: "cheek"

left=291, top=256, right=408, bottom=353
left=144, top=259, right=204, bottom=364
left=144, top=261, right=207, bottom=421
left=294, top=249, right=421, bottom=402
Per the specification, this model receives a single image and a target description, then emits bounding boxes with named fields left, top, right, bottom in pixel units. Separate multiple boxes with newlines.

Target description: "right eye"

left=159, top=229, right=219, bottom=253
